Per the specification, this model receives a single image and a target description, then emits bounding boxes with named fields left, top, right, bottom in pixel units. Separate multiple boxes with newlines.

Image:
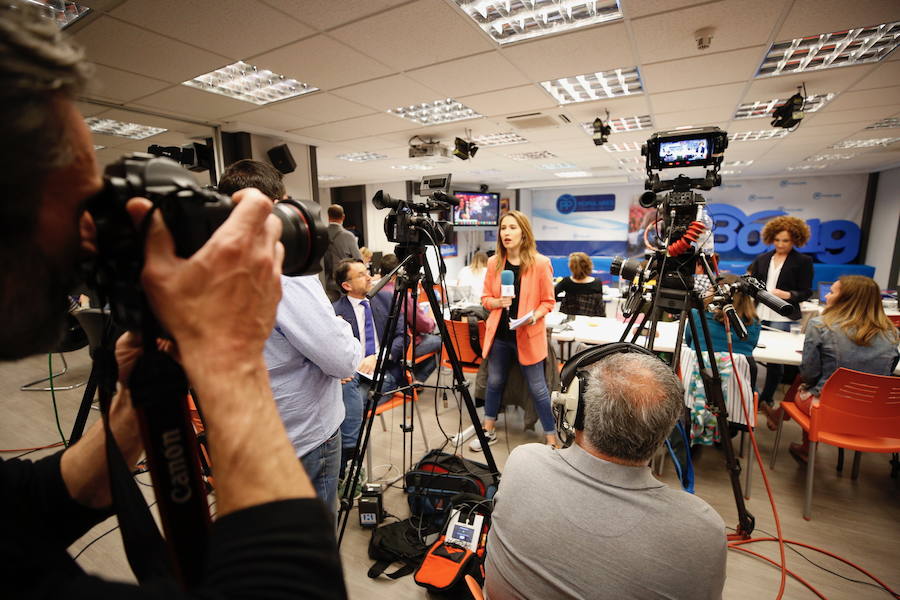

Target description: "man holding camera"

left=0, top=3, right=345, bottom=597
left=219, top=160, right=361, bottom=516
left=484, top=352, right=726, bottom=599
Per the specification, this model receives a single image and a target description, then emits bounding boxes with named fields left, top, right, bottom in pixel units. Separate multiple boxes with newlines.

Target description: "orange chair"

left=888, top=314, right=900, bottom=328
left=440, top=319, right=486, bottom=375
left=770, top=368, right=900, bottom=519
left=417, top=283, right=445, bottom=305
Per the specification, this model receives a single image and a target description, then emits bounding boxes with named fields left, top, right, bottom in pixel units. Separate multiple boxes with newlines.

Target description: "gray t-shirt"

left=485, top=443, right=726, bottom=600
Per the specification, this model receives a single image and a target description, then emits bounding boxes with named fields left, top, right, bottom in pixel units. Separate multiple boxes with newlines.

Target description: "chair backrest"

left=887, top=314, right=900, bottom=328
left=678, top=347, right=755, bottom=427
left=442, top=319, right=486, bottom=366
left=559, top=292, right=605, bottom=317
left=812, top=368, right=900, bottom=439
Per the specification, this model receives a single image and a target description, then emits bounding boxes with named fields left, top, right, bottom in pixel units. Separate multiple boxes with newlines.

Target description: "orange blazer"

left=481, top=254, right=555, bottom=366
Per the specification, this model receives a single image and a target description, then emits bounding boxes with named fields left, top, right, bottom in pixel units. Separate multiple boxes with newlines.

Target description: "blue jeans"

left=485, top=336, right=556, bottom=435
left=760, top=320, right=792, bottom=405
left=340, top=370, right=400, bottom=451
left=411, top=334, right=442, bottom=381
left=300, top=429, right=341, bottom=518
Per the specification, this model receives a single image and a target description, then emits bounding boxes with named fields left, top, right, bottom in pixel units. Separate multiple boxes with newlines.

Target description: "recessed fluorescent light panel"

left=617, top=157, right=642, bottom=164
left=454, top=0, right=623, bottom=45
left=720, top=170, right=742, bottom=175
left=318, top=174, right=346, bottom=181
left=471, top=132, right=528, bottom=146
left=508, top=151, right=557, bottom=160
left=728, top=130, right=789, bottom=142
left=787, top=164, right=827, bottom=171
left=388, top=99, right=481, bottom=125
left=183, top=61, right=317, bottom=105
left=727, top=160, right=754, bottom=166
left=469, top=169, right=503, bottom=176
left=541, top=67, right=643, bottom=105
left=805, top=153, right=856, bottom=161
left=85, top=117, right=166, bottom=140
left=866, top=117, right=900, bottom=129
left=554, top=170, right=593, bottom=178
left=602, top=142, right=642, bottom=152
left=392, top=164, right=439, bottom=171
left=757, top=21, right=900, bottom=78
left=93, top=145, right=105, bottom=151
left=538, top=162, right=577, bottom=169
left=581, top=115, right=652, bottom=135
left=831, top=137, right=900, bottom=149
left=734, top=94, right=835, bottom=119
left=336, top=152, right=388, bottom=162
left=30, top=0, right=92, bottom=29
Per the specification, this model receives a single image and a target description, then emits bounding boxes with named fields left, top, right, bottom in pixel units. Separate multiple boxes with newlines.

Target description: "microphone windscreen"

left=500, top=269, right=515, bottom=297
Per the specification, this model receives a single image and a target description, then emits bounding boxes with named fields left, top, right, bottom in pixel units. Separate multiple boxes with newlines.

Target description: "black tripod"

left=618, top=252, right=755, bottom=538
left=336, top=243, right=500, bottom=544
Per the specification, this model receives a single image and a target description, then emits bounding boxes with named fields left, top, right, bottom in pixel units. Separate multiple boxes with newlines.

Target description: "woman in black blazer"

left=747, top=216, right=813, bottom=417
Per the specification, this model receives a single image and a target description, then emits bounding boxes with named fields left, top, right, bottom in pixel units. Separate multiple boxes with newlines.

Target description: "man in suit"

left=324, top=205, right=362, bottom=302
left=332, top=259, right=406, bottom=471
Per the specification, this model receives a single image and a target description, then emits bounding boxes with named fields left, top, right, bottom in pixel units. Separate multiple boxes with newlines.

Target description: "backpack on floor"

left=367, top=517, right=439, bottom=580
left=405, top=450, right=498, bottom=528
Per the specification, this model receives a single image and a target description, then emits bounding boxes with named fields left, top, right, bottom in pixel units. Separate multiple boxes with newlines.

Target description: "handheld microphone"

left=501, top=270, right=515, bottom=298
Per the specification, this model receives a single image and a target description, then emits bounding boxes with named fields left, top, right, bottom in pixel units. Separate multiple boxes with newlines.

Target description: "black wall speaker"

left=221, top=131, right=252, bottom=167
left=267, top=143, right=297, bottom=174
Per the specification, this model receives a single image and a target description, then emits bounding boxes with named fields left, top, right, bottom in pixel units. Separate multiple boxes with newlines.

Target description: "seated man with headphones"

left=484, top=344, right=727, bottom=600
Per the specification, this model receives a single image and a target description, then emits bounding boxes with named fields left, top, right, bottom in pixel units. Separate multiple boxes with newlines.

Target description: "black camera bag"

left=405, top=450, right=497, bottom=528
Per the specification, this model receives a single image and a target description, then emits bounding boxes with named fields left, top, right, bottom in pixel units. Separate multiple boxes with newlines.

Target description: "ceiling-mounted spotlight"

left=771, top=84, right=806, bottom=129
left=592, top=110, right=612, bottom=146
left=453, top=133, right=478, bottom=160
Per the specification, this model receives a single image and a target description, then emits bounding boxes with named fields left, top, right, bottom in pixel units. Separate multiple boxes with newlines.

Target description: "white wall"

left=866, top=166, right=900, bottom=289
left=248, top=134, right=314, bottom=202
left=363, top=181, right=405, bottom=255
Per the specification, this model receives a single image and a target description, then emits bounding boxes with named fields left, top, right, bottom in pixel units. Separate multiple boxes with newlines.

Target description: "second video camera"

left=373, top=174, right=455, bottom=247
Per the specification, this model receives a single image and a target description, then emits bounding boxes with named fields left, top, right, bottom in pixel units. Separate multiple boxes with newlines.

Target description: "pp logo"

left=779, top=180, right=807, bottom=187
left=812, top=192, right=841, bottom=199
left=556, top=194, right=577, bottom=215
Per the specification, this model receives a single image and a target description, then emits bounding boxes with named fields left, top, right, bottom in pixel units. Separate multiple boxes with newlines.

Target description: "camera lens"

left=273, top=198, right=329, bottom=276
left=610, top=256, right=642, bottom=282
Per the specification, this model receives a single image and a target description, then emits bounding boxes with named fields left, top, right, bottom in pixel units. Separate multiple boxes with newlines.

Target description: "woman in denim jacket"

left=786, top=276, right=899, bottom=463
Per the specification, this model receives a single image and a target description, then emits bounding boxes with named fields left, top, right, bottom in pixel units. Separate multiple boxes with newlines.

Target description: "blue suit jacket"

left=333, top=293, right=406, bottom=381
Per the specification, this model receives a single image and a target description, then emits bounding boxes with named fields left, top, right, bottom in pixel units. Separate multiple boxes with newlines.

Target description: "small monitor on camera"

left=643, top=127, right=727, bottom=170
left=420, top=173, right=451, bottom=195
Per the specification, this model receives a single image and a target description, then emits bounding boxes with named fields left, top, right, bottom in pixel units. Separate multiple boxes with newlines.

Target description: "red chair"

left=440, top=319, right=486, bottom=375
left=887, top=314, right=900, bottom=328
left=770, top=368, right=900, bottom=519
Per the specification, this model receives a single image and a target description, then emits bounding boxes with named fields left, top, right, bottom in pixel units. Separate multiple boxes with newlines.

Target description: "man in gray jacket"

left=324, top=204, right=362, bottom=302
left=485, top=352, right=727, bottom=599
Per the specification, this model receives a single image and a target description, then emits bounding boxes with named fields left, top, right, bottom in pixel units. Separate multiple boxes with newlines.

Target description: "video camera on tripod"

left=373, top=174, right=456, bottom=247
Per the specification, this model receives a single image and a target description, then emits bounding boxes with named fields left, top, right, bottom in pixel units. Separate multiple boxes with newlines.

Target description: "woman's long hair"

left=822, top=275, right=898, bottom=346
left=494, top=210, right=538, bottom=272
left=470, top=251, right=488, bottom=271
left=712, top=274, right=758, bottom=325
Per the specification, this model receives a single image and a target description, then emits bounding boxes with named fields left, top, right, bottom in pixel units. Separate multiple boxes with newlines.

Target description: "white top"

left=457, top=265, right=487, bottom=302
left=348, top=295, right=379, bottom=354
left=757, top=255, right=790, bottom=323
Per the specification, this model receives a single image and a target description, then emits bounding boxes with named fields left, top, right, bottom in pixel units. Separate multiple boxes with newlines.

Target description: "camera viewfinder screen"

left=658, top=137, right=709, bottom=166
left=453, top=192, right=500, bottom=227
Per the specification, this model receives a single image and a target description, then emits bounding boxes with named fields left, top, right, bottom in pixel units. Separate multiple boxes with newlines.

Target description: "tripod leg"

left=69, top=364, right=99, bottom=444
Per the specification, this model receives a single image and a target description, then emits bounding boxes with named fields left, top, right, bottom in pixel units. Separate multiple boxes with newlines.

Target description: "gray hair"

left=581, top=352, right=684, bottom=463
left=0, top=1, right=91, bottom=239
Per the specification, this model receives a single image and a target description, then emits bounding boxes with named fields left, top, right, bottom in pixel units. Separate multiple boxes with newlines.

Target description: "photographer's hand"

left=125, top=188, right=315, bottom=516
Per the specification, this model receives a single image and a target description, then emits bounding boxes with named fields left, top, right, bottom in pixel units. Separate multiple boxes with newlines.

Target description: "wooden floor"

left=2, top=348, right=899, bottom=598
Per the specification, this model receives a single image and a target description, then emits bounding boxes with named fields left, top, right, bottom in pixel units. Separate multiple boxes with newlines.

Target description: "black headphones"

left=551, top=342, right=658, bottom=448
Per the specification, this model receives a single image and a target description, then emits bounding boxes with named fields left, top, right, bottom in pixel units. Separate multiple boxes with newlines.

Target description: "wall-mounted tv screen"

left=452, top=191, right=500, bottom=227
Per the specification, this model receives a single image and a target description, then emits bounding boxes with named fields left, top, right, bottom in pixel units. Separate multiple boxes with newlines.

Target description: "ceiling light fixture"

left=756, top=21, right=900, bottom=78
left=590, top=110, right=612, bottom=146
left=336, top=152, right=388, bottom=162
left=728, top=130, right=789, bottom=142
left=183, top=61, right=318, bottom=105
left=538, top=162, right=577, bottom=169
left=93, top=145, right=105, bottom=151
left=787, top=164, right=827, bottom=171
left=734, top=93, right=835, bottom=119
left=726, top=160, right=754, bottom=166
left=831, top=137, right=900, bottom=149
left=720, top=169, right=742, bottom=175
left=388, top=98, right=481, bottom=125
left=554, top=170, right=593, bottom=178
left=602, top=142, right=642, bottom=152
left=85, top=117, right=166, bottom=140
left=581, top=114, right=652, bottom=135
left=508, top=151, right=557, bottom=160
left=471, top=131, right=529, bottom=146
left=453, top=0, right=623, bottom=45
left=866, top=117, right=900, bottom=129
left=805, top=152, right=856, bottom=161
left=318, top=174, right=346, bottom=181
left=28, top=0, right=91, bottom=29
left=392, top=163, right=440, bottom=171
left=540, top=66, right=643, bottom=105
left=453, top=134, right=479, bottom=160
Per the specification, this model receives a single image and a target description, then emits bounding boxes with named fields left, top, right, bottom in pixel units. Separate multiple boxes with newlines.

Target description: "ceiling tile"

left=76, top=101, right=112, bottom=117
left=651, top=83, right=746, bottom=114
left=633, top=0, right=783, bottom=65
left=803, top=106, right=898, bottom=127
left=776, top=0, right=900, bottom=40
left=654, top=107, right=734, bottom=129
left=500, top=22, right=635, bottom=81
left=99, top=108, right=215, bottom=137
left=71, top=15, right=229, bottom=83
left=407, top=52, right=530, bottom=97
left=269, top=92, right=376, bottom=122
left=621, top=0, right=710, bottom=19
left=111, top=0, right=314, bottom=60
left=329, top=1, right=494, bottom=71
left=563, top=95, right=652, bottom=120
left=331, top=75, right=444, bottom=111
left=641, top=46, right=765, bottom=93
left=742, top=63, right=874, bottom=99
left=135, top=85, right=255, bottom=119
left=260, top=0, right=410, bottom=31
left=292, top=112, right=417, bottom=142
left=251, top=35, right=393, bottom=90
left=85, top=64, right=171, bottom=102
left=457, top=85, right=557, bottom=116
left=826, top=86, right=900, bottom=111
left=850, top=60, right=900, bottom=91
left=222, top=107, right=320, bottom=130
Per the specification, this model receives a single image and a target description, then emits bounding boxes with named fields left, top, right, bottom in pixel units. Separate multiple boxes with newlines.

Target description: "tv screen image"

left=453, top=192, right=500, bottom=227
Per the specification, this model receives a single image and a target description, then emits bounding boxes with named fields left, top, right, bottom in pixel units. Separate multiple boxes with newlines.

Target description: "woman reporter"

left=784, top=276, right=899, bottom=463
left=747, top=215, right=813, bottom=413
left=470, top=211, right=558, bottom=450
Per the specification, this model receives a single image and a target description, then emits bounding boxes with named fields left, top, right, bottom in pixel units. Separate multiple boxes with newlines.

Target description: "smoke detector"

left=695, top=27, right=715, bottom=51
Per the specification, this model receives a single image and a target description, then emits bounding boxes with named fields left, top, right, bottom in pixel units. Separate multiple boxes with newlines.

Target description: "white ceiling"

left=72, top=0, right=900, bottom=189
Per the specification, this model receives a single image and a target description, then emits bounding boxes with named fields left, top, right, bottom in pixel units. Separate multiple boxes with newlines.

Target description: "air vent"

left=506, top=112, right=570, bottom=130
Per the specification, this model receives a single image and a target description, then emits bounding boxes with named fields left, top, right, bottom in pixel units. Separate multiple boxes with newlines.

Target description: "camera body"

left=374, top=174, right=454, bottom=247
left=83, top=153, right=327, bottom=329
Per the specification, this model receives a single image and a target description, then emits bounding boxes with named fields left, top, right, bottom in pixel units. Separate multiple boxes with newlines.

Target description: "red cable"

left=729, top=545, right=825, bottom=599
left=0, top=442, right=65, bottom=453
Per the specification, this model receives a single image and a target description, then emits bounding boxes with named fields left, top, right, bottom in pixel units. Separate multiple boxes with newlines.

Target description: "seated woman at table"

left=554, top=252, right=605, bottom=317
left=457, top=251, right=488, bottom=303
left=781, top=276, right=899, bottom=463
left=684, top=273, right=761, bottom=366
